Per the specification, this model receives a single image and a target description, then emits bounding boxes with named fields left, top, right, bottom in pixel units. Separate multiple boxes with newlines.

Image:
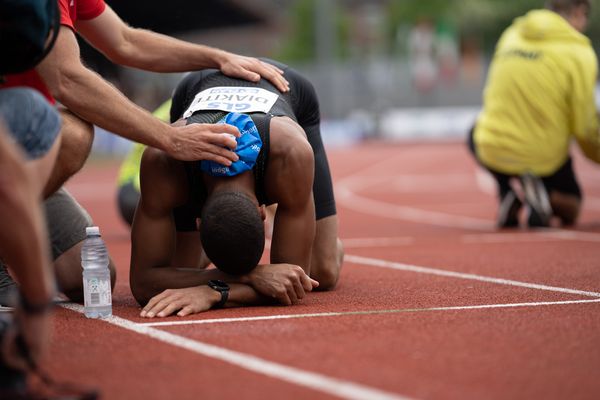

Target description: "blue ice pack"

left=200, top=112, right=263, bottom=177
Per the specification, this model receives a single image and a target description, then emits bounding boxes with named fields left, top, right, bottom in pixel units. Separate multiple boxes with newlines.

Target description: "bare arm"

left=0, top=126, right=53, bottom=370
left=130, top=148, right=234, bottom=304
left=75, top=5, right=289, bottom=92
left=140, top=284, right=269, bottom=318
left=0, top=128, right=54, bottom=306
left=35, top=26, right=240, bottom=163
left=131, top=147, right=317, bottom=308
left=267, top=119, right=316, bottom=274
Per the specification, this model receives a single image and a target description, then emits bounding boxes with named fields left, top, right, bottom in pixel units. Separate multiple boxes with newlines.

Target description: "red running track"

left=42, top=141, right=600, bottom=400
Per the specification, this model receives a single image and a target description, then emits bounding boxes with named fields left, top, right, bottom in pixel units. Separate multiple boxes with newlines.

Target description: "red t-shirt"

left=1, top=0, right=106, bottom=103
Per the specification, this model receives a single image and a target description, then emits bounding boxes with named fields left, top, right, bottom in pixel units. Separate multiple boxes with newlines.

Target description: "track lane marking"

left=59, top=303, right=411, bottom=400
left=342, top=237, right=414, bottom=248
left=337, top=231, right=600, bottom=249
left=346, top=254, right=600, bottom=298
left=139, top=299, right=600, bottom=327
left=461, top=230, right=600, bottom=243
left=336, top=179, right=492, bottom=231
left=335, top=156, right=494, bottom=230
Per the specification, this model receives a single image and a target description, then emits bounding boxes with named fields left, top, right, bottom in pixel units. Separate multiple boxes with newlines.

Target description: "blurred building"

left=87, top=0, right=492, bottom=154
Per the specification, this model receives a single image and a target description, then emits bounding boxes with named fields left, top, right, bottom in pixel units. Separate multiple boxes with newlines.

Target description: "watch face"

left=208, top=280, right=229, bottom=291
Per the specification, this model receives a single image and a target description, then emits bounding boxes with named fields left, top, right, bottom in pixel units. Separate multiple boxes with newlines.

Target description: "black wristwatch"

left=207, top=280, right=229, bottom=309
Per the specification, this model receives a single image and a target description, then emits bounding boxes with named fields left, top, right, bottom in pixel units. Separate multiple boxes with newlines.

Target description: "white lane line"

left=539, top=230, right=600, bottom=242
left=59, top=303, right=411, bottom=400
left=462, top=230, right=600, bottom=244
left=342, top=237, right=414, bottom=248
left=335, top=157, right=493, bottom=231
left=139, top=299, right=600, bottom=327
left=346, top=254, right=600, bottom=298
left=336, top=182, right=492, bottom=230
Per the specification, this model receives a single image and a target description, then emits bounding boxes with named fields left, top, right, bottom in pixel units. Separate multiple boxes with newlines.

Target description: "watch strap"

left=215, top=289, right=228, bottom=309
left=208, top=280, right=229, bottom=309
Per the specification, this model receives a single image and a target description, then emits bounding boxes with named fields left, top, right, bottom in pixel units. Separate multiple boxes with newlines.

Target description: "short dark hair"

left=546, top=0, right=591, bottom=14
left=200, top=191, right=265, bottom=275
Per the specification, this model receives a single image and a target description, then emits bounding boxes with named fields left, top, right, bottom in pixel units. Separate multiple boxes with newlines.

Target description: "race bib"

left=183, top=86, right=279, bottom=118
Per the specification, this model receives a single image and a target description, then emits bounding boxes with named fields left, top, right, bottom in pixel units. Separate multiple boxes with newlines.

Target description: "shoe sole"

left=521, top=173, right=552, bottom=227
left=497, top=191, right=521, bottom=228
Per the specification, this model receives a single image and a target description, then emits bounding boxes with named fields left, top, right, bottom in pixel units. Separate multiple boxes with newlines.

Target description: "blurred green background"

left=89, top=0, right=600, bottom=152
left=276, top=0, right=600, bottom=62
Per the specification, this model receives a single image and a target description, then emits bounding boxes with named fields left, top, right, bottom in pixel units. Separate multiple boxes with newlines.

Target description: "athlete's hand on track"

left=140, top=286, right=220, bottom=318
left=217, top=53, right=290, bottom=93
left=166, top=123, right=240, bottom=164
left=245, top=264, right=318, bottom=306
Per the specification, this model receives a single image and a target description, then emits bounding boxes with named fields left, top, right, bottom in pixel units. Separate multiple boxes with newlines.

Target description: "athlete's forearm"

left=224, top=283, right=270, bottom=308
left=0, top=131, right=54, bottom=306
left=52, top=67, right=173, bottom=151
left=130, top=266, right=226, bottom=306
left=120, top=28, right=225, bottom=72
left=270, top=205, right=316, bottom=275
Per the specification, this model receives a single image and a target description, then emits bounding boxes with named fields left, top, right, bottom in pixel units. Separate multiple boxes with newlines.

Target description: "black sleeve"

left=170, top=71, right=212, bottom=123
left=286, top=66, right=337, bottom=220
left=170, top=74, right=192, bottom=123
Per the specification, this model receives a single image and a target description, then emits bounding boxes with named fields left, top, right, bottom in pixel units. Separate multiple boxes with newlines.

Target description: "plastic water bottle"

left=81, top=226, right=112, bottom=318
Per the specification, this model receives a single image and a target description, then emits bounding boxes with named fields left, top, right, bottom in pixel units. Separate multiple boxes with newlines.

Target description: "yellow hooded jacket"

left=474, top=9, right=600, bottom=176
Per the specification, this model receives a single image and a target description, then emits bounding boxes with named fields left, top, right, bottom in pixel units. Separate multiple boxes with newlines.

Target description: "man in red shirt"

left=3, top=0, right=289, bottom=191
left=0, top=0, right=290, bottom=306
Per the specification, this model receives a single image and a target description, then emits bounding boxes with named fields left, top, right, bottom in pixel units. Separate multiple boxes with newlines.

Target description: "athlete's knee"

left=58, top=109, right=94, bottom=177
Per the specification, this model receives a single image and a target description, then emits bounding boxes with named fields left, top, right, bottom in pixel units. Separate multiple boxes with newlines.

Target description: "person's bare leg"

left=43, top=108, right=94, bottom=197
left=550, top=191, right=581, bottom=226
left=310, top=215, right=344, bottom=291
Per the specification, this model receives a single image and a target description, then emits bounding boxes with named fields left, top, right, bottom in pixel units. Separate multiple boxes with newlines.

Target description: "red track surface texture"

left=45, top=142, right=600, bottom=400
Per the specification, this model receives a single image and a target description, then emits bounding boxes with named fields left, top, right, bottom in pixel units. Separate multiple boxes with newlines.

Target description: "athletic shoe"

left=0, top=261, right=18, bottom=310
left=520, top=173, right=552, bottom=228
left=497, top=190, right=522, bottom=228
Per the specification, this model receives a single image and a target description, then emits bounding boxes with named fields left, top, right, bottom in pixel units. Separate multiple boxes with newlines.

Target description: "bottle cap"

left=86, top=226, right=100, bottom=236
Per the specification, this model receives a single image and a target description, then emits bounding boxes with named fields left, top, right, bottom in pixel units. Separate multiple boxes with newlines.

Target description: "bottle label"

left=83, top=277, right=112, bottom=307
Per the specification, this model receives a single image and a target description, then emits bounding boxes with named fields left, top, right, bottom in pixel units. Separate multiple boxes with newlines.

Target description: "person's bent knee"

left=44, top=111, right=93, bottom=195
left=60, top=109, right=94, bottom=175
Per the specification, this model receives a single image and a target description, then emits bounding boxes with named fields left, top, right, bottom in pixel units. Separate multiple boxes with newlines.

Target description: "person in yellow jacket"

left=469, top=0, right=599, bottom=228
left=117, top=99, right=171, bottom=225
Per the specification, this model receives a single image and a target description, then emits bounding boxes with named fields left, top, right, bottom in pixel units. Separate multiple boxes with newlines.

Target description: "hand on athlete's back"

left=218, top=52, right=290, bottom=93
left=166, top=123, right=240, bottom=163
left=246, top=264, right=318, bottom=306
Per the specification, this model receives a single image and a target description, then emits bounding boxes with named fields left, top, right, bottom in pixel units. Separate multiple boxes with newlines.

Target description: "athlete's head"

left=200, top=190, right=265, bottom=275
left=546, top=0, right=591, bottom=31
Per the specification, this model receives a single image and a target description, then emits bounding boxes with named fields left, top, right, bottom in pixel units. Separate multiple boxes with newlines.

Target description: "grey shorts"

left=44, top=188, right=92, bottom=260
left=0, top=87, right=61, bottom=159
